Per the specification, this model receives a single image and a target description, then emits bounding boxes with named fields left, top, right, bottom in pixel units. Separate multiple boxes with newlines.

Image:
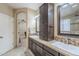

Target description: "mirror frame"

left=57, top=4, right=79, bottom=36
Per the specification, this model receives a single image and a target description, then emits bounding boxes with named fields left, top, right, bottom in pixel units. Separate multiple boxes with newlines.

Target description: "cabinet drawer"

left=33, top=40, right=44, bottom=48
left=43, top=50, right=54, bottom=56
left=29, top=38, right=32, bottom=49
left=32, top=43, right=36, bottom=51
left=29, top=38, right=33, bottom=51
left=44, top=45, right=58, bottom=56
left=59, top=53, right=65, bottom=56
left=32, top=42, right=39, bottom=56
left=36, top=45, right=43, bottom=56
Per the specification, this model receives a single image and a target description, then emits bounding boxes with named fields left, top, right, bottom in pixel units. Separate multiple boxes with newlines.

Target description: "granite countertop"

left=29, top=35, right=79, bottom=56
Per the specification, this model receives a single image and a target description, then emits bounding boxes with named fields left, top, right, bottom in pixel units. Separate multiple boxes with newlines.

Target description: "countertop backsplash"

left=54, top=36, right=79, bottom=47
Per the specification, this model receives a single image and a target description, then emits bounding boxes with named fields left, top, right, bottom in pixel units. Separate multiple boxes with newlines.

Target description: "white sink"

left=50, top=41, right=79, bottom=55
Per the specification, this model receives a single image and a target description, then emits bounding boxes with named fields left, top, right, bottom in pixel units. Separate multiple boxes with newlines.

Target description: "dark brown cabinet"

left=28, top=37, right=65, bottom=56
left=29, top=37, right=43, bottom=56
left=39, top=3, right=48, bottom=41
left=43, top=45, right=59, bottom=56
left=36, top=45, right=43, bottom=55
left=58, top=53, right=65, bottom=56
left=28, top=37, right=32, bottom=50
left=43, top=50, right=52, bottom=56
left=39, top=3, right=54, bottom=41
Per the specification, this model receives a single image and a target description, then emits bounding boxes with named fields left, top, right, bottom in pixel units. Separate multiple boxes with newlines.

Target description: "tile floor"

left=2, top=47, right=34, bottom=56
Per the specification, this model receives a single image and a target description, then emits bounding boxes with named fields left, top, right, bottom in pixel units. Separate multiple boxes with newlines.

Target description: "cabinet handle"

left=0, top=36, right=3, bottom=38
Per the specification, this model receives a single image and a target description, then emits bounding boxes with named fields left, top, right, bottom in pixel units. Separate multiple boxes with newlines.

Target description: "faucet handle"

left=68, top=38, right=71, bottom=44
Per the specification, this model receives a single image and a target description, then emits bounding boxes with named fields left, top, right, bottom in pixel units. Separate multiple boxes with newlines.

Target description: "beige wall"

left=0, top=4, right=13, bottom=17
left=54, top=4, right=58, bottom=37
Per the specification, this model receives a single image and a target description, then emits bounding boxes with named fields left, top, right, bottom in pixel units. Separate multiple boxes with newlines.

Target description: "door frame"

left=15, top=8, right=28, bottom=47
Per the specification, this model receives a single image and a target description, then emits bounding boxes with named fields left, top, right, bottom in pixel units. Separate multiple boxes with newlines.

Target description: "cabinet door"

left=36, top=45, right=43, bottom=56
left=28, top=38, right=31, bottom=49
left=34, top=40, right=43, bottom=56
left=39, top=3, right=48, bottom=41
left=0, top=13, right=14, bottom=55
left=44, top=45, right=59, bottom=56
left=43, top=50, right=54, bottom=56
left=32, top=41, right=37, bottom=55
left=48, top=4, right=54, bottom=40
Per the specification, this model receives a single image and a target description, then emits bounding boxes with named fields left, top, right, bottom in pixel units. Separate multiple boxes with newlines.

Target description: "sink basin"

left=50, top=41, right=79, bottom=55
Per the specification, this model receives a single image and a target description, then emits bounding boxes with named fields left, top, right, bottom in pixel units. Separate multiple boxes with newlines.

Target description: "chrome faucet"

left=68, top=38, right=71, bottom=44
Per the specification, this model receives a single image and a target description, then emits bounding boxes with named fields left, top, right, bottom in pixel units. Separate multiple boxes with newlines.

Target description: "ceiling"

left=7, top=3, right=43, bottom=10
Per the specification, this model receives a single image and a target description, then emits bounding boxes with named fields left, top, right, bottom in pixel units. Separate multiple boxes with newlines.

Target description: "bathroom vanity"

left=28, top=3, right=79, bottom=56
left=29, top=35, right=79, bottom=56
left=29, top=36, right=62, bottom=56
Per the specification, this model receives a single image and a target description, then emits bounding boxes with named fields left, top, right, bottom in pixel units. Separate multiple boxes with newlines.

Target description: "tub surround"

left=29, top=35, right=79, bottom=56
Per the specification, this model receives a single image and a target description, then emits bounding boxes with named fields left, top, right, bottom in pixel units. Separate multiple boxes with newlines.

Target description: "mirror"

left=58, top=3, right=79, bottom=35
left=29, top=15, right=39, bottom=35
